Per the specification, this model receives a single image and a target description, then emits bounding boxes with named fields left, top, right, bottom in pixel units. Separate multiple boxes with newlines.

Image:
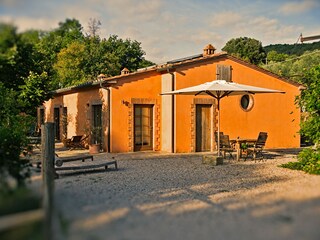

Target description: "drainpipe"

left=106, top=87, right=111, bottom=152
left=167, top=69, right=175, bottom=153
left=99, top=82, right=112, bottom=152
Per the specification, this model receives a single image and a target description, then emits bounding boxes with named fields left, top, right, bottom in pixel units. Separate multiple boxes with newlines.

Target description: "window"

left=216, top=64, right=232, bottom=82
left=240, top=94, right=254, bottom=111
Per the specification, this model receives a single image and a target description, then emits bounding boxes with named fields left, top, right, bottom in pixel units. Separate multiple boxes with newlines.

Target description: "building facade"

left=40, top=45, right=303, bottom=153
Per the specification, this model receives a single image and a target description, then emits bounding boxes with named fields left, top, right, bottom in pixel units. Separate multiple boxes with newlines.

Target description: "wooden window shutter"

left=216, top=64, right=232, bottom=82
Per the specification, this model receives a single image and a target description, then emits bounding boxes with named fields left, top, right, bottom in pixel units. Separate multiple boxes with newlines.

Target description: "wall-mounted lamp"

left=121, top=100, right=130, bottom=106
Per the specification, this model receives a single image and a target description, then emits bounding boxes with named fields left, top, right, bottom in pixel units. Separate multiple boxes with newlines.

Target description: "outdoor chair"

left=65, top=135, right=88, bottom=149
left=214, top=131, right=224, bottom=150
left=220, top=134, right=235, bottom=159
left=245, top=132, right=268, bottom=162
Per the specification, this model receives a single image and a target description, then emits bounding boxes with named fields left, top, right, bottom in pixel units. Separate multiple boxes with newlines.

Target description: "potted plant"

left=62, top=133, right=70, bottom=148
left=89, top=126, right=102, bottom=154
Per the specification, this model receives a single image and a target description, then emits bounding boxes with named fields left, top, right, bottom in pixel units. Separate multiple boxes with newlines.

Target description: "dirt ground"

left=30, top=146, right=320, bottom=240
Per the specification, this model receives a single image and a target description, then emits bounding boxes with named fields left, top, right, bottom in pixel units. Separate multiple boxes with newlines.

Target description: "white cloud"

left=235, top=18, right=300, bottom=45
left=1, top=0, right=319, bottom=63
left=210, top=11, right=243, bottom=28
left=279, top=0, right=318, bottom=15
left=0, top=0, right=23, bottom=7
left=0, top=15, right=58, bottom=32
left=103, top=0, right=164, bottom=22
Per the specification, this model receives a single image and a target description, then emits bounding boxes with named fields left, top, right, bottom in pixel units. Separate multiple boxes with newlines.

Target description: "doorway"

left=54, top=107, right=60, bottom=140
left=196, top=104, right=212, bottom=152
left=134, top=104, right=153, bottom=151
left=62, top=107, right=68, bottom=139
left=92, top=104, right=103, bottom=145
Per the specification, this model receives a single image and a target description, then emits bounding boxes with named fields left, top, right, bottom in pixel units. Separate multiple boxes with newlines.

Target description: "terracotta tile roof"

left=54, top=51, right=303, bottom=96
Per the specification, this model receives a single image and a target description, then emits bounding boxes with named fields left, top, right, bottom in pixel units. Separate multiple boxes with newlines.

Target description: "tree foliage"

left=0, top=83, right=32, bottom=193
left=264, top=41, right=320, bottom=56
left=267, top=50, right=289, bottom=63
left=19, top=72, right=52, bottom=115
left=32, top=18, right=154, bottom=87
left=298, top=65, right=320, bottom=145
left=281, top=65, right=320, bottom=175
left=53, top=33, right=153, bottom=87
left=263, top=50, right=320, bottom=83
left=1, top=18, right=154, bottom=101
left=222, top=37, right=266, bottom=64
left=0, top=23, right=52, bottom=117
left=0, top=23, right=21, bottom=89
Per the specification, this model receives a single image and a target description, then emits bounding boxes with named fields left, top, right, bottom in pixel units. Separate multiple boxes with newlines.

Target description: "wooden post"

left=41, top=123, right=55, bottom=240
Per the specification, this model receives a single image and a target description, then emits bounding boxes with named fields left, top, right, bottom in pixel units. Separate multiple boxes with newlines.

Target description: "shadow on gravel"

left=52, top=155, right=320, bottom=240
left=56, top=168, right=120, bottom=178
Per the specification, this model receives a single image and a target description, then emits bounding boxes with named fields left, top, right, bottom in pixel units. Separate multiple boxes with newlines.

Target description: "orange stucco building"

left=40, top=45, right=303, bottom=153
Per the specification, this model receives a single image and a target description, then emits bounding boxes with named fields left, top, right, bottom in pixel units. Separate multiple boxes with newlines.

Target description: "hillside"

left=264, top=41, right=320, bottom=56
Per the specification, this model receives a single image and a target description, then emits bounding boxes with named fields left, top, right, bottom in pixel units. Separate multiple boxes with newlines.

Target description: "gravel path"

left=49, top=150, right=320, bottom=240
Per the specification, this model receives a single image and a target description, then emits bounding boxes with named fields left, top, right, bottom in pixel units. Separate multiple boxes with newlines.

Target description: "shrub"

left=281, top=148, right=320, bottom=175
left=0, top=83, right=34, bottom=194
left=0, top=126, right=31, bottom=194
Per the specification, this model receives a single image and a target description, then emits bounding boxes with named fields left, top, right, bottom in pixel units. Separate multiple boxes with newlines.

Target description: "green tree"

left=0, top=23, right=20, bottom=89
left=263, top=50, right=320, bottom=83
left=0, top=23, right=46, bottom=92
left=19, top=71, right=52, bottom=115
left=0, top=83, right=31, bottom=193
left=1, top=18, right=154, bottom=90
left=267, top=50, right=289, bottom=63
left=298, top=65, right=320, bottom=145
left=222, top=37, right=266, bottom=65
left=281, top=65, right=320, bottom=175
left=53, top=34, right=154, bottom=87
left=289, top=51, right=320, bottom=82
left=54, top=41, right=87, bottom=86
left=264, top=41, right=320, bottom=56
left=36, top=18, right=85, bottom=88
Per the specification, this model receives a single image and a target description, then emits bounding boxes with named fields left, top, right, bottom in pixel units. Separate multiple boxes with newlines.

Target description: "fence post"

left=41, top=123, right=55, bottom=240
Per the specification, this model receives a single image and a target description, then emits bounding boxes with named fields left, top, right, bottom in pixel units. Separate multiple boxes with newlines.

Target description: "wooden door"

left=196, top=105, right=211, bottom=152
left=92, top=104, right=102, bottom=145
left=134, top=105, right=153, bottom=151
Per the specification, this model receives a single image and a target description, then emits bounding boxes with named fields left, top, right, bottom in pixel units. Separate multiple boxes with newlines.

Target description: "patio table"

left=233, top=138, right=256, bottom=161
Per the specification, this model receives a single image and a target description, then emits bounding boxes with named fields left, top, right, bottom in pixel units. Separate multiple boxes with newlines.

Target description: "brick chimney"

left=121, top=68, right=130, bottom=75
left=203, top=44, right=216, bottom=56
left=97, top=73, right=107, bottom=81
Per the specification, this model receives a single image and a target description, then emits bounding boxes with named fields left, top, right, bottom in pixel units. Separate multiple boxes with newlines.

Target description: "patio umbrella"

left=161, top=80, right=285, bottom=156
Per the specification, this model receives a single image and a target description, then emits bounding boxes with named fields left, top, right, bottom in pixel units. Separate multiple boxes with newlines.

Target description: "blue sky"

left=1, top=0, right=319, bottom=63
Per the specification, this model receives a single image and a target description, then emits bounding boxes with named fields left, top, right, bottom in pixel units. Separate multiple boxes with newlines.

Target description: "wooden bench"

left=36, top=155, right=94, bottom=168
left=54, top=160, right=118, bottom=178
left=55, top=155, right=93, bottom=166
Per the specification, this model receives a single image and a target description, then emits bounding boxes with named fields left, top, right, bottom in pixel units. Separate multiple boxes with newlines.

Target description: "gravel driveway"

left=50, top=150, right=320, bottom=240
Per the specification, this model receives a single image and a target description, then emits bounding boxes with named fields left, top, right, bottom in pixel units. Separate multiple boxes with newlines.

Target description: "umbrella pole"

left=217, top=98, right=221, bottom=156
